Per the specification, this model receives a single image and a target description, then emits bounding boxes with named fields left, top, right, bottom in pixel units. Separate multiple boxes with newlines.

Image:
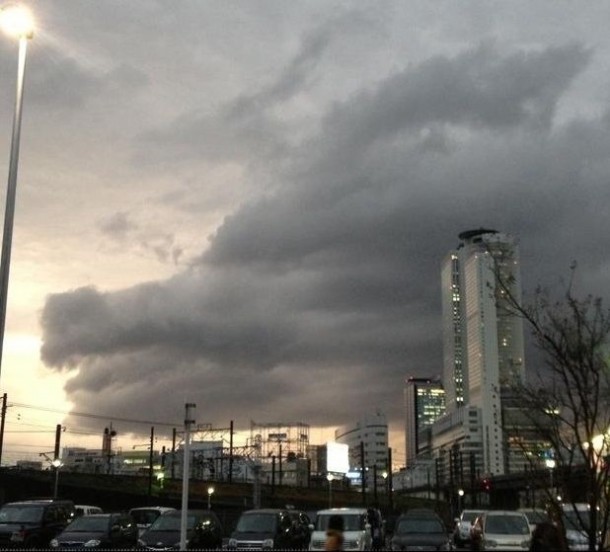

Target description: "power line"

left=8, top=401, right=181, bottom=428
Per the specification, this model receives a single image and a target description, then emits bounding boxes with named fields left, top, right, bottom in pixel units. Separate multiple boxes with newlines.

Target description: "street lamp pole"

left=207, top=486, right=214, bottom=509
left=52, top=459, right=62, bottom=498
left=327, top=473, right=333, bottom=508
left=0, top=6, right=34, bottom=384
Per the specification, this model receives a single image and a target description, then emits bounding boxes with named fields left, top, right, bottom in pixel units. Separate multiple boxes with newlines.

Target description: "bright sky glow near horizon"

left=1, top=1, right=610, bottom=470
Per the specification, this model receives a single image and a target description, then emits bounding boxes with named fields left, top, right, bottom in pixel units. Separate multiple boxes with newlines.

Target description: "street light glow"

left=0, top=5, right=34, bottom=38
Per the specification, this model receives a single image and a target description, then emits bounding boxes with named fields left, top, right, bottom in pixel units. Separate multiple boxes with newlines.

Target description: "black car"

left=0, top=499, right=75, bottom=549
left=49, top=512, right=138, bottom=549
left=390, top=509, right=452, bottom=551
left=138, top=509, right=223, bottom=550
left=228, top=508, right=305, bottom=550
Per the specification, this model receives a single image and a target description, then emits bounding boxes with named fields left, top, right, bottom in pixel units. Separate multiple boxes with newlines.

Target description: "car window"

left=485, top=515, right=529, bottom=535
left=67, top=516, right=111, bottom=532
left=0, top=506, right=43, bottom=523
left=462, top=511, right=483, bottom=522
left=130, top=510, right=161, bottom=525
left=396, top=518, right=444, bottom=534
left=237, top=514, right=277, bottom=532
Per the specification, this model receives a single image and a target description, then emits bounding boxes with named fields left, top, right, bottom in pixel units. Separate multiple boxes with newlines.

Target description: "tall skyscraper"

left=441, top=229, right=525, bottom=475
left=404, top=377, right=446, bottom=468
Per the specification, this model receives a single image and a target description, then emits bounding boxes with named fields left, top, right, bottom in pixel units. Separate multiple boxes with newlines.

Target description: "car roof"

left=129, top=506, right=175, bottom=512
left=400, top=509, right=441, bottom=518
left=316, top=508, right=368, bottom=515
left=242, top=508, right=287, bottom=514
left=5, top=500, right=72, bottom=506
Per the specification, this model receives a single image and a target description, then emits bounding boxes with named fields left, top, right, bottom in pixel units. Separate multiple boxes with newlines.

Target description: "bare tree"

left=495, top=262, right=610, bottom=551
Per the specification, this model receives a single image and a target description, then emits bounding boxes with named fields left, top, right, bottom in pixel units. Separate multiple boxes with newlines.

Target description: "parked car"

left=390, top=508, right=452, bottom=551
left=452, top=509, right=484, bottom=547
left=128, top=506, right=176, bottom=537
left=50, top=512, right=138, bottom=549
left=138, top=509, right=223, bottom=550
left=308, top=508, right=372, bottom=551
left=559, top=502, right=600, bottom=551
left=518, top=508, right=550, bottom=532
left=470, top=510, right=531, bottom=551
left=74, top=505, right=103, bottom=517
left=0, top=499, right=75, bottom=549
left=228, top=508, right=305, bottom=550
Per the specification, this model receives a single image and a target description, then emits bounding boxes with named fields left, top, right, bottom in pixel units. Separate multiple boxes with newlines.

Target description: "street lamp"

left=326, top=473, right=333, bottom=508
left=458, top=488, right=465, bottom=513
left=0, top=4, right=34, bottom=386
left=545, top=458, right=556, bottom=497
left=52, top=458, right=62, bottom=499
left=207, top=486, right=214, bottom=509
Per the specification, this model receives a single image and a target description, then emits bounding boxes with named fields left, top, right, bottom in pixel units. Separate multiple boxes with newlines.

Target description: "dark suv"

left=228, top=508, right=307, bottom=550
left=138, top=509, right=223, bottom=550
left=49, top=512, right=138, bottom=549
left=0, top=499, right=75, bottom=548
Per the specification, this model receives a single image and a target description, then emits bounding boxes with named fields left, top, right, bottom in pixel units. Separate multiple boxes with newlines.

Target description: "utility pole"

left=228, top=420, right=233, bottom=483
left=360, top=441, right=366, bottom=505
left=171, top=428, right=176, bottom=480
left=0, top=393, right=7, bottom=466
left=148, top=426, right=154, bottom=497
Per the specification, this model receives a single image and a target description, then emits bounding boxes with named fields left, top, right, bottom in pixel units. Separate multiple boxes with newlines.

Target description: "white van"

left=309, top=507, right=372, bottom=551
left=74, top=505, right=103, bottom=517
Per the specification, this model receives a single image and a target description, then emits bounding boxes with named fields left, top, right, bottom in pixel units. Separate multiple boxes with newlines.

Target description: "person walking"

left=325, top=514, right=344, bottom=551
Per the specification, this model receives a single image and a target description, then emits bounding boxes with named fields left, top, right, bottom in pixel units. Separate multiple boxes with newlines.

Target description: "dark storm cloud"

left=40, top=38, right=605, bottom=436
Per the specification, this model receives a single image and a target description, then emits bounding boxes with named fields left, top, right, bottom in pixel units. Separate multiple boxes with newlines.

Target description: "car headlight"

left=262, top=538, right=274, bottom=549
left=84, top=540, right=102, bottom=548
left=228, top=538, right=237, bottom=548
left=520, top=539, right=530, bottom=549
left=49, top=539, right=59, bottom=548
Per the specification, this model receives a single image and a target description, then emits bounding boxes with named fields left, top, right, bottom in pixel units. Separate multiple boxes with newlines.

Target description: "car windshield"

left=236, top=514, right=277, bottom=533
left=564, top=511, right=595, bottom=531
left=131, top=510, right=161, bottom=525
left=485, top=515, right=529, bottom=535
left=67, top=516, right=111, bottom=532
left=0, top=506, right=43, bottom=524
left=462, top=511, right=483, bottom=522
left=150, top=514, right=196, bottom=531
left=522, top=510, right=549, bottom=525
left=396, top=517, right=445, bottom=534
left=315, top=514, right=365, bottom=532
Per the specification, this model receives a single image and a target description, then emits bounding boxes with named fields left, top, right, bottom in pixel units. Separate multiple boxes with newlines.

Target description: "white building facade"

left=439, top=229, right=525, bottom=476
left=335, top=411, right=389, bottom=491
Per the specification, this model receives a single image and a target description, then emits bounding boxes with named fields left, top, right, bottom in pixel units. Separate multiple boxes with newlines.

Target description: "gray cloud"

left=38, top=34, right=606, bottom=443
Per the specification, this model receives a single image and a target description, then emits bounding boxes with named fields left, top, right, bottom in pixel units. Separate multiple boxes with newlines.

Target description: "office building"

left=335, top=411, right=389, bottom=490
left=404, top=377, right=446, bottom=467
left=440, top=229, right=525, bottom=475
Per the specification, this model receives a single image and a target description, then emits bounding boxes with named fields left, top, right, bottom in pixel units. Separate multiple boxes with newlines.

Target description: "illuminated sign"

left=326, top=441, right=349, bottom=474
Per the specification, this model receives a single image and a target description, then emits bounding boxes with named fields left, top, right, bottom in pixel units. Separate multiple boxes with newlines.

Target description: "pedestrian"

left=325, top=514, right=344, bottom=551
left=529, top=521, right=567, bottom=551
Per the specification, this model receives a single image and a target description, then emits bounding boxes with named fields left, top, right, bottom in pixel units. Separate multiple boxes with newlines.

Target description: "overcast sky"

left=1, top=1, right=610, bottom=466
